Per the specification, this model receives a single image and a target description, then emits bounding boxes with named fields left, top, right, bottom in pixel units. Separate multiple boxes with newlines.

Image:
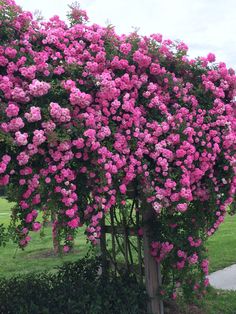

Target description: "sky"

left=16, top=0, right=236, bottom=69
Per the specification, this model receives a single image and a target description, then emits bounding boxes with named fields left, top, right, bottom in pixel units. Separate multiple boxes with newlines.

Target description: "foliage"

left=0, top=257, right=147, bottom=314
left=0, top=223, right=8, bottom=246
left=0, top=0, right=236, bottom=300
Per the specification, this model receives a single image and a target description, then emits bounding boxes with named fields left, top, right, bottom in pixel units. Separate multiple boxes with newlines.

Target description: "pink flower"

left=15, top=131, right=28, bottom=146
left=119, top=184, right=127, bottom=194
left=6, top=103, right=19, bottom=117
left=176, top=203, right=188, bottom=213
left=176, top=149, right=186, bottom=158
left=32, top=222, right=41, bottom=231
left=207, top=53, right=216, bottom=62
left=29, top=79, right=51, bottom=97
left=120, top=43, right=132, bottom=55
left=188, top=253, right=198, bottom=264
left=20, top=65, right=36, bottom=80
left=63, top=245, right=70, bottom=253
left=0, top=56, right=8, bottom=66
left=69, top=88, right=92, bottom=107
left=73, top=138, right=85, bottom=149
left=0, top=175, right=9, bottom=186
left=133, top=50, right=151, bottom=68
left=177, top=261, right=185, bottom=270
left=66, top=208, right=75, bottom=218
left=68, top=217, right=80, bottom=229
left=49, top=102, right=71, bottom=123
left=41, top=120, right=56, bottom=132
left=26, top=213, right=33, bottom=223
left=33, top=130, right=46, bottom=146
left=25, top=106, right=41, bottom=122
left=84, top=129, right=96, bottom=138
left=17, top=152, right=29, bottom=166
left=45, top=177, right=51, bottom=183
left=164, top=179, right=176, bottom=189
left=5, top=47, right=17, bottom=59
left=8, top=118, right=25, bottom=131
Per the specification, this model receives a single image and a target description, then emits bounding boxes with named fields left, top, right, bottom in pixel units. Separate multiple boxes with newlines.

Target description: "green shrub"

left=0, top=257, right=147, bottom=314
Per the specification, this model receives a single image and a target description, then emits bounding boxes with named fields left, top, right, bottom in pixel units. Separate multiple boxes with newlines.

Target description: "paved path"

left=209, top=264, right=236, bottom=290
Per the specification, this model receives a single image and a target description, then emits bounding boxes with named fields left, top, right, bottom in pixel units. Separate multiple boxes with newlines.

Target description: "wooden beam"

left=103, top=225, right=137, bottom=236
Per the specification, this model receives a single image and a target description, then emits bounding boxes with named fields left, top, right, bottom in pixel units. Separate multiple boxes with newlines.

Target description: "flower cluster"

left=29, top=80, right=51, bottom=97
left=25, top=107, right=41, bottom=123
left=50, top=102, right=71, bottom=123
left=151, top=241, right=174, bottom=262
left=0, top=0, right=236, bottom=300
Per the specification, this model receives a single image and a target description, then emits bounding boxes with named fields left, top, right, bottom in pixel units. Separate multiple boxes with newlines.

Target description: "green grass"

left=178, top=286, right=236, bottom=314
left=207, top=214, right=236, bottom=272
left=203, top=287, right=236, bottom=314
left=0, top=198, right=88, bottom=277
left=0, top=197, right=13, bottom=225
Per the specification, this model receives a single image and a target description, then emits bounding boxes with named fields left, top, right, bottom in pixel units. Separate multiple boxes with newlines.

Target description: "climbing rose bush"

left=0, top=0, right=236, bottom=299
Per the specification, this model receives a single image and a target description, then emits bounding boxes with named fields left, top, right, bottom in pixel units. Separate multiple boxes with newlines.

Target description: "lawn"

left=202, top=287, right=236, bottom=314
left=201, top=214, right=236, bottom=313
left=207, top=214, right=236, bottom=272
left=0, top=197, right=88, bottom=277
left=1, top=198, right=236, bottom=313
left=0, top=197, right=13, bottom=225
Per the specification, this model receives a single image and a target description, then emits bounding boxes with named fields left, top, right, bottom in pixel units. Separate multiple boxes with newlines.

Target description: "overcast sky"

left=16, top=0, right=236, bottom=69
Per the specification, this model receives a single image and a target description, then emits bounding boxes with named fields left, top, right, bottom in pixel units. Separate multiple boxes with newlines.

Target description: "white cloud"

left=16, top=0, right=236, bottom=69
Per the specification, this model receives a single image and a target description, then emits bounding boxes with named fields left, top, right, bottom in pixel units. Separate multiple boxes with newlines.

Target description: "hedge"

left=0, top=257, right=147, bottom=314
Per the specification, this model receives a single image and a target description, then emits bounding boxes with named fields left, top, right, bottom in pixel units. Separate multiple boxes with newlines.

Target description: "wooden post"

left=136, top=209, right=143, bottom=285
left=51, top=212, right=60, bottom=255
left=98, top=216, right=108, bottom=276
left=142, top=200, right=163, bottom=314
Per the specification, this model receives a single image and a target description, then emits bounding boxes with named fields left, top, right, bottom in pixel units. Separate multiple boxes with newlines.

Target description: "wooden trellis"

left=99, top=185, right=164, bottom=314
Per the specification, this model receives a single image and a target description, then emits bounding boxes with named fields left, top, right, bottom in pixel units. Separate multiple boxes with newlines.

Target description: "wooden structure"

left=99, top=185, right=164, bottom=314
